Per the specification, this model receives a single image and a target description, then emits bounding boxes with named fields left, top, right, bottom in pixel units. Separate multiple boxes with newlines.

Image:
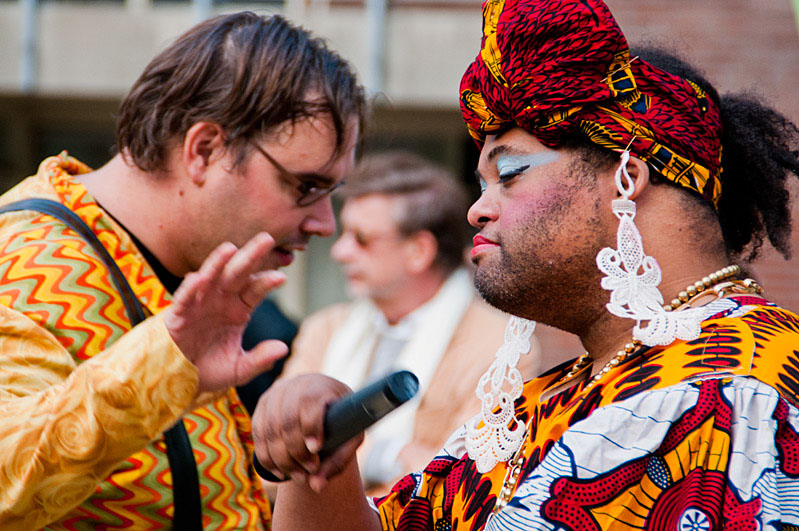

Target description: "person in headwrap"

left=252, top=1, right=799, bottom=529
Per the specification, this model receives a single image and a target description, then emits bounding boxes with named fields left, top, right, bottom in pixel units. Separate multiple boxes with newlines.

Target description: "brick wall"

left=534, top=0, right=799, bottom=363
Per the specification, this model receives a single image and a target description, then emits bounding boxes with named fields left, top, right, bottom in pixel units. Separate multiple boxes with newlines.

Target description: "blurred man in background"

left=282, top=151, right=541, bottom=493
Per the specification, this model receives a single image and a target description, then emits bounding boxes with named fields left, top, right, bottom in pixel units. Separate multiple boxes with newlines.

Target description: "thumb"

left=308, top=435, right=363, bottom=493
left=236, top=340, right=290, bottom=385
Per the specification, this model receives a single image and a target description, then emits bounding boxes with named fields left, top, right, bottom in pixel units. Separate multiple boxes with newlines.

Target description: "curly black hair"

left=632, top=46, right=799, bottom=263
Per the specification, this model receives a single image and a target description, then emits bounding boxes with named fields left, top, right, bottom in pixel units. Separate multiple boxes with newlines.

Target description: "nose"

left=467, top=191, right=498, bottom=229
left=301, top=196, right=337, bottom=238
left=330, top=231, right=354, bottom=264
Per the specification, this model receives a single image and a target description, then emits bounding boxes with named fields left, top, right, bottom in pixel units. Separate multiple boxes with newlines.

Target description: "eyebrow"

left=486, top=144, right=515, bottom=162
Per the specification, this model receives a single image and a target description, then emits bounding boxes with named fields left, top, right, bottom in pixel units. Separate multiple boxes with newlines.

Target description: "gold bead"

left=678, top=291, right=689, bottom=302
left=694, top=281, right=705, bottom=292
left=663, top=304, right=672, bottom=312
left=610, top=358, right=619, bottom=366
left=671, top=298, right=682, bottom=308
left=709, top=273, right=719, bottom=282
left=624, top=342, right=635, bottom=352
left=702, top=276, right=711, bottom=287
left=687, top=285, right=697, bottom=296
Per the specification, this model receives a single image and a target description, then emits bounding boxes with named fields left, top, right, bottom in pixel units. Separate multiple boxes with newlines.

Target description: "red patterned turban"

left=460, top=0, right=723, bottom=207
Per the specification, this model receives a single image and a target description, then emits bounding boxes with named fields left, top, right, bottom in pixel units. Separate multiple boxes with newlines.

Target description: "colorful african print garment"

left=0, top=153, right=271, bottom=530
left=374, top=296, right=799, bottom=530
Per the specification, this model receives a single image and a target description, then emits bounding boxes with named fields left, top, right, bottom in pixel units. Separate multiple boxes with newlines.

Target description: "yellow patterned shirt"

left=0, top=153, right=271, bottom=530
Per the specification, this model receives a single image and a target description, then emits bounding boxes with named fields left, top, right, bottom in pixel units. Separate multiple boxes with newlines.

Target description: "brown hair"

left=116, top=12, right=365, bottom=172
left=341, top=151, right=470, bottom=273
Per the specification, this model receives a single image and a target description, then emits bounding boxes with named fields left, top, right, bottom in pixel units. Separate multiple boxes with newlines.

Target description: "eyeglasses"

left=347, top=229, right=405, bottom=249
left=250, top=141, right=346, bottom=207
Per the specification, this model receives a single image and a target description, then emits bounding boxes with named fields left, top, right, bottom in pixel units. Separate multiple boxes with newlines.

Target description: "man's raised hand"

left=162, top=232, right=289, bottom=393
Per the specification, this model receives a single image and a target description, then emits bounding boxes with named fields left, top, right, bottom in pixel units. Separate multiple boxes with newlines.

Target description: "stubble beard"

left=472, top=175, right=608, bottom=332
left=473, top=235, right=567, bottom=322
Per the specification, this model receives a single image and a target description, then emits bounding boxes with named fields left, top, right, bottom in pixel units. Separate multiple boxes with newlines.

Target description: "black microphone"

left=254, top=370, right=419, bottom=482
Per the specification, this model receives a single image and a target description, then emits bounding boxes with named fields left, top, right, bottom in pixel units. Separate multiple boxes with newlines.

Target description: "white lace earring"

left=595, top=145, right=705, bottom=346
left=465, top=316, right=535, bottom=473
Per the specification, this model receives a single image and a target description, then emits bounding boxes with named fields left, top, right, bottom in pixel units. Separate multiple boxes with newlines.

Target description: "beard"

left=473, top=241, right=542, bottom=317
left=473, top=176, right=609, bottom=331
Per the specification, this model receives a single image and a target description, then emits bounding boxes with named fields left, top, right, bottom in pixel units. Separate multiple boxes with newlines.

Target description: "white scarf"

left=321, top=268, right=475, bottom=443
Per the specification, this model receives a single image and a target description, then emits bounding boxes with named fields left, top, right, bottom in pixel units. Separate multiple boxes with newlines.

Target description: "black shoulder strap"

left=0, top=198, right=203, bottom=530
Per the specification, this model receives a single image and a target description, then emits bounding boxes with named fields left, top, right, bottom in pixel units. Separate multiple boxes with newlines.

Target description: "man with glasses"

left=280, top=151, right=541, bottom=494
left=0, top=12, right=363, bottom=530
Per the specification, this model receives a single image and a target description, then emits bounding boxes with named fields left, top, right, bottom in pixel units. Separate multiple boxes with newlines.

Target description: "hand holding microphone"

left=253, top=371, right=419, bottom=483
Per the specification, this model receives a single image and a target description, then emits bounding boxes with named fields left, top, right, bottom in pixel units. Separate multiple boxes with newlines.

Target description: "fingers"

left=238, top=270, right=287, bottom=309
left=213, top=234, right=286, bottom=311
left=253, top=376, right=354, bottom=488
left=236, top=339, right=289, bottom=386
left=219, top=233, right=276, bottom=294
left=254, top=383, right=321, bottom=480
left=176, top=234, right=285, bottom=315
left=253, top=387, right=296, bottom=479
left=171, top=242, right=237, bottom=309
left=269, top=390, right=325, bottom=478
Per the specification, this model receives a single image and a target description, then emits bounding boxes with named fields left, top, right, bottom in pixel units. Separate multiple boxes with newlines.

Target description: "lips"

left=471, top=234, right=499, bottom=260
left=274, top=247, right=295, bottom=267
left=272, top=240, right=309, bottom=267
left=339, top=267, right=361, bottom=282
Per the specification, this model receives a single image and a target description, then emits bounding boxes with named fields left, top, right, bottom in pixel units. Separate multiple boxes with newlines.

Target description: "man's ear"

left=405, top=230, right=438, bottom=275
left=624, top=155, right=650, bottom=201
left=183, top=122, right=226, bottom=186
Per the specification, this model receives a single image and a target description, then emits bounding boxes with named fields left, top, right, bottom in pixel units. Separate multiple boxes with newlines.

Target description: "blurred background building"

left=0, top=0, right=797, bottom=356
